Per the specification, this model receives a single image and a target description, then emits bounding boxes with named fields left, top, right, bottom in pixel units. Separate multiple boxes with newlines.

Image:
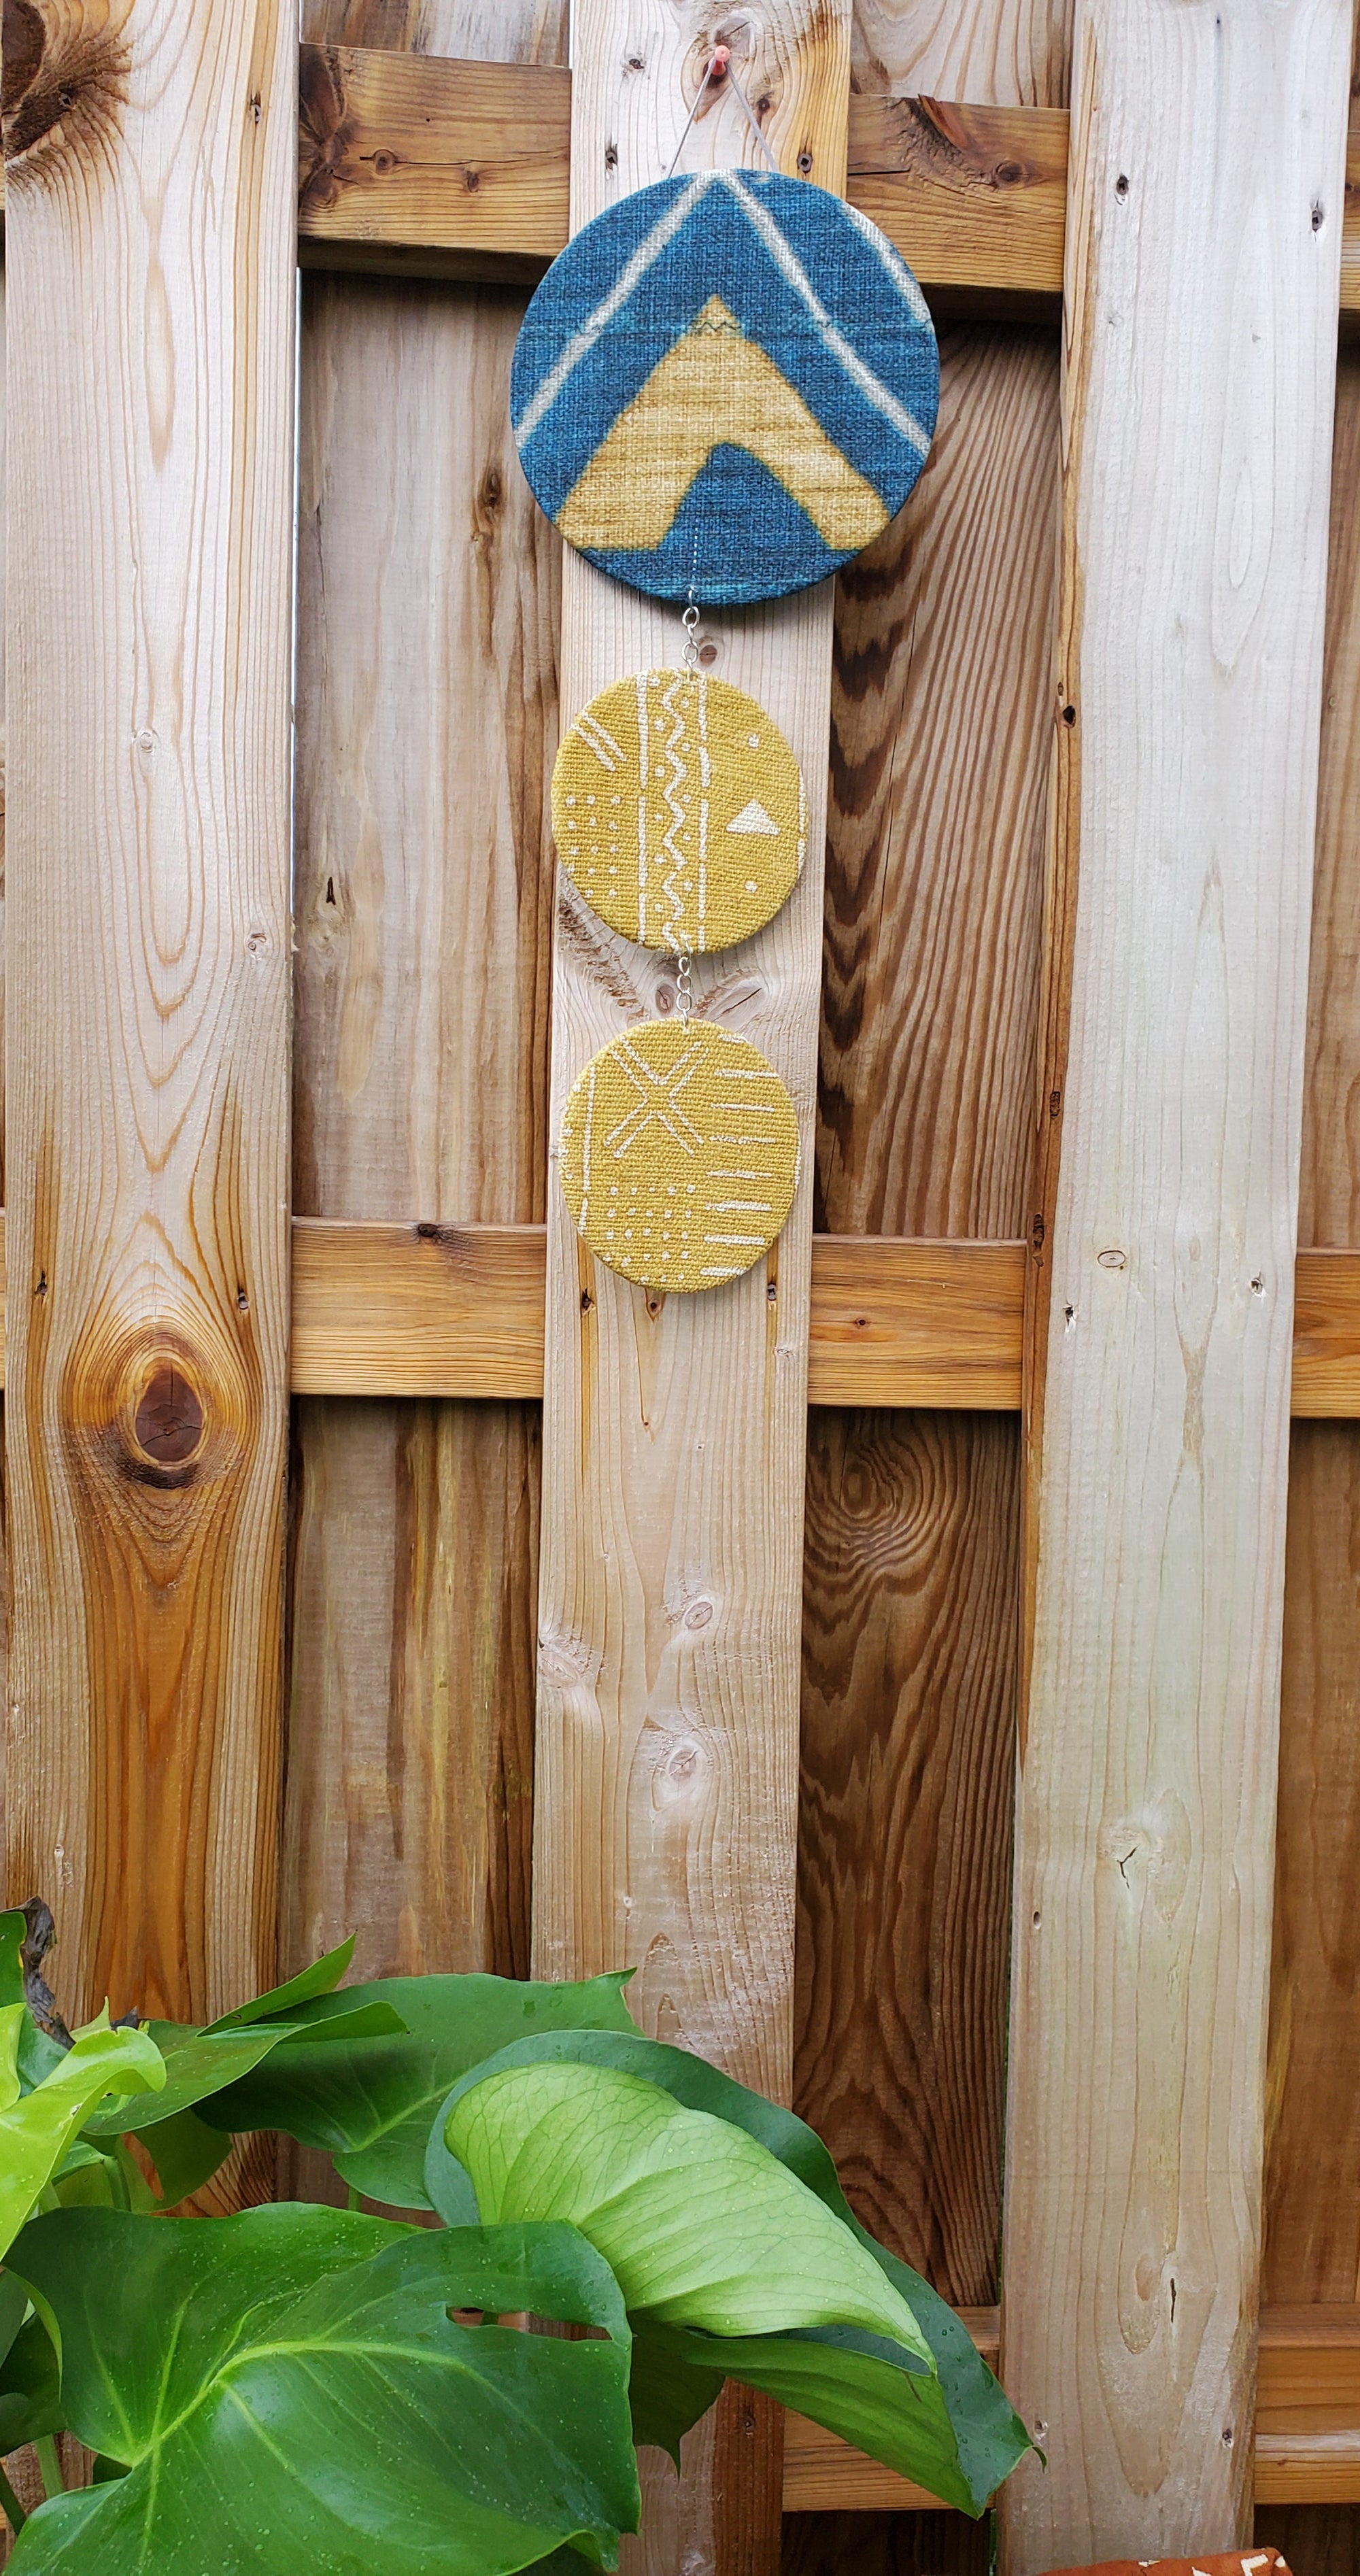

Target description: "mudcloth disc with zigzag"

left=511, top=170, right=940, bottom=607
left=553, top=669, right=806, bottom=951
left=559, top=1017, right=800, bottom=1293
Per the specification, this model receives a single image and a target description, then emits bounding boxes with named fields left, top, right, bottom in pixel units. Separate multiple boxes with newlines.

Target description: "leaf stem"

left=0, top=2460, right=27, bottom=2535
left=35, top=2434, right=64, bottom=2497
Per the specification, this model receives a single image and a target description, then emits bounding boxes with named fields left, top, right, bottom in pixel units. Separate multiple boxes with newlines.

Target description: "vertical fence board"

left=1266, top=348, right=1360, bottom=2304
left=1000, top=3, right=1351, bottom=2566
left=532, top=6, right=850, bottom=2567
left=286, top=0, right=564, bottom=1989
left=4, top=0, right=296, bottom=2020
left=800, top=81, right=1061, bottom=2297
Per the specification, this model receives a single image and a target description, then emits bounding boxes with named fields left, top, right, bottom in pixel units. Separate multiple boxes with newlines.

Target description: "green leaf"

left=0, top=1918, right=26, bottom=2015
left=432, top=2027, right=1030, bottom=2513
left=625, top=2316, right=724, bottom=2462
left=134, top=2107, right=231, bottom=2207
left=639, top=2318, right=981, bottom=2513
left=205, top=1935, right=356, bottom=2031
left=203, top=1971, right=639, bottom=2210
left=0, top=2314, right=63, bottom=2453
left=82, top=2024, right=290, bottom=2137
left=445, top=2061, right=932, bottom=2353
left=0, top=2012, right=164, bottom=2261
left=7, top=2205, right=640, bottom=2576
left=83, top=2002, right=405, bottom=2141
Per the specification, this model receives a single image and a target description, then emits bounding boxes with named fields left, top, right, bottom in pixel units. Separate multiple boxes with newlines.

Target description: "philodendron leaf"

left=0, top=2314, right=63, bottom=2453
left=134, top=2106, right=232, bottom=2207
left=83, top=2002, right=406, bottom=2139
left=205, top=1935, right=356, bottom=2031
left=7, top=2205, right=639, bottom=2576
left=445, top=2061, right=933, bottom=2354
left=433, top=2028, right=1030, bottom=2514
left=0, top=2008, right=164, bottom=2261
left=636, top=2318, right=981, bottom=2513
left=203, top=1971, right=638, bottom=2209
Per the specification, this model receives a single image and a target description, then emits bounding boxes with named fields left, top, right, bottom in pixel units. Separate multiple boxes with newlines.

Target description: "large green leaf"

left=445, top=2061, right=932, bottom=2353
left=637, top=2319, right=980, bottom=2513
left=203, top=1971, right=638, bottom=2209
left=83, top=2001, right=406, bottom=2139
left=432, top=2028, right=1030, bottom=2512
left=7, top=2204, right=640, bottom=2575
left=0, top=2009, right=164, bottom=2260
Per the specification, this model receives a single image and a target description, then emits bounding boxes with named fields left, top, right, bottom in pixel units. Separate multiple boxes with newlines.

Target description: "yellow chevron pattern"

left=553, top=668, right=806, bottom=953
left=556, top=298, right=891, bottom=557
left=559, top=1017, right=800, bottom=1293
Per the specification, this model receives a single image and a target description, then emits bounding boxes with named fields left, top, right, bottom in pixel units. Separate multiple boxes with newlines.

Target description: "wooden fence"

left=3, top=1, right=1360, bottom=2572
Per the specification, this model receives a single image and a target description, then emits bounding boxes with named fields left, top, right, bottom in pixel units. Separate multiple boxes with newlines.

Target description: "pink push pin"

left=709, top=43, right=730, bottom=77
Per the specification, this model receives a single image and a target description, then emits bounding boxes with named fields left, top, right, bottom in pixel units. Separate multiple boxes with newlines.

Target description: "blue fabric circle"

left=511, top=171, right=940, bottom=607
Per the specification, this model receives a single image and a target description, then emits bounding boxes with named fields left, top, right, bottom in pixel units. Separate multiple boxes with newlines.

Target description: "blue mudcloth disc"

left=511, top=169, right=940, bottom=607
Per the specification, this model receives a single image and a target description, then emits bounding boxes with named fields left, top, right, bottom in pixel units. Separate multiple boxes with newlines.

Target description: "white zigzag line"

left=658, top=673, right=690, bottom=945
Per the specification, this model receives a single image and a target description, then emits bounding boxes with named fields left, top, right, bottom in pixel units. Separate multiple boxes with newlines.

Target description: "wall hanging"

left=511, top=168, right=940, bottom=607
left=558, top=1016, right=801, bottom=1295
left=519, top=119, right=939, bottom=1293
left=551, top=666, right=807, bottom=953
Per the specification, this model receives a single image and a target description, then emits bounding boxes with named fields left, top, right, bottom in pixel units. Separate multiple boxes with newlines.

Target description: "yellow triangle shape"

left=556, top=296, right=890, bottom=555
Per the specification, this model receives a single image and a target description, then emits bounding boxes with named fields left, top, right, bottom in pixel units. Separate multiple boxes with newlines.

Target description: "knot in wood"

left=133, top=1364, right=205, bottom=1470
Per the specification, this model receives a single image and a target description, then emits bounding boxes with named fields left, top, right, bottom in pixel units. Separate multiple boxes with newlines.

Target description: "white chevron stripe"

left=515, top=173, right=712, bottom=445
left=719, top=171, right=931, bottom=458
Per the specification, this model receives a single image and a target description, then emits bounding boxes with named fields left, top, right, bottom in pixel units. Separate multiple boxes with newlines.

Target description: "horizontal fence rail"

left=289, top=47, right=1360, bottom=312
left=4, top=48, right=1342, bottom=316
left=1, top=1219, right=1355, bottom=1410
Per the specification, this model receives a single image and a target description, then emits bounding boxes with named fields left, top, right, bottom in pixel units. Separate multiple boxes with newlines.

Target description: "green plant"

left=0, top=1909, right=1030, bottom=2573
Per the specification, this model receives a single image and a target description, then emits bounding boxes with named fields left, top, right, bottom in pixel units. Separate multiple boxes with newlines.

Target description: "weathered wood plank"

left=532, top=9, right=851, bottom=2571
left=295, top=42, right=1065, bottom=307
left=284, top=0, right=562, bottom=1997
left=802, top=0, right=1061, bottom=2292
left=999, top=1, right=1353, bottom=2566
left=4, top=0, right=295, bottom=2022
left=7, top=1218, right=1360, bottom=1412
left=293, top=50, right=1360, bottom=319
left=1266, top=350, right=1360, bottom=2305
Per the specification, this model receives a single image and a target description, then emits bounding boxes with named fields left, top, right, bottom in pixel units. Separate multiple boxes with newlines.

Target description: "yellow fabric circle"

left=559, top=1017, right=800, bottom=1294
left=552, top=669, right=806, bottom=953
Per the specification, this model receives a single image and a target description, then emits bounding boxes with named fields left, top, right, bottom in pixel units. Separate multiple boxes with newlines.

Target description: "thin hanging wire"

left=666, top=41, right=780, bottom=180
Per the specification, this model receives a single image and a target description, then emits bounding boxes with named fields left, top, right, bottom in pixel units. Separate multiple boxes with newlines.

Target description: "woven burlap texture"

left=511, top=169, right=940, bottom=607
left=553, top=668, right=806, bottom=953
left=559, top=1015, right=800, bottom=1294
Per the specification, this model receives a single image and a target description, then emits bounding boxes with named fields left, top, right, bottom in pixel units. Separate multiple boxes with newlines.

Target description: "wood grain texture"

left=13, top=1215, right=1360, bottom=1411
left=286, top=48, right=1360, bottom=320
left=1267, top=351, right=1360, bottom=2310
left=532, top=9, right=850, bottom=2571
left=1000, top=2, right=1353, bottom=2565
left=798, top=0, right=1061, bottom=2356
left=294, top=42, right=1065, bottom=308
left=3, top=0, right=294, bottom=2021
left=800, top=1410, right=1020, bottom=2297
left=285, top=0, right=563, bottom=1995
